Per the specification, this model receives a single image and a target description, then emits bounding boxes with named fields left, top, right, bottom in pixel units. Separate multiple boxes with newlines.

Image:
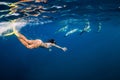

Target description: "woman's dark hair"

left=47, top=39, right=56, bottom=44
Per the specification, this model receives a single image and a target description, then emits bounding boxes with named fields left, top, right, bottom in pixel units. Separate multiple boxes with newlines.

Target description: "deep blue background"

left=0, top=0, right=120, bottom=80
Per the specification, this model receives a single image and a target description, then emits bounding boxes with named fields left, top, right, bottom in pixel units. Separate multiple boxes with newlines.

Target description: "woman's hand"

left=62, top=47, right=67, bottom=52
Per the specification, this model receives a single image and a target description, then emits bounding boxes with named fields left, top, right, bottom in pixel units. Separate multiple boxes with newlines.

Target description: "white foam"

left=0, top=19, right=27, bottom=36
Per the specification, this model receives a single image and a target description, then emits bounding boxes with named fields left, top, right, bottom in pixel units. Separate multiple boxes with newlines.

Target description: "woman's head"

left=47, top=39, right=56, bottom=44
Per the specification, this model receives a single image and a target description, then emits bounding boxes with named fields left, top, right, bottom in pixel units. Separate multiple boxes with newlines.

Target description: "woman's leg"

left=17, top=32, right=34, bottom=45
left=13, top=26, right=35, bottom=48
left=18, top=37, right=30, bottom=47
left=18, top=34, right=37, bottom=49
left=17, top=33, right=29, bottom=42
left=13, top=25, right=33, bottom=44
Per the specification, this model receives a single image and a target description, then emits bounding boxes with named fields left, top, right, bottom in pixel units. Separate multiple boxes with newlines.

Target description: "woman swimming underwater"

left=4, top=25, right=67, bottom=51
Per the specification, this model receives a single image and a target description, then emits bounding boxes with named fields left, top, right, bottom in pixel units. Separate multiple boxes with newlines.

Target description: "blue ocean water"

left=0, top=0, right=120, bottom=80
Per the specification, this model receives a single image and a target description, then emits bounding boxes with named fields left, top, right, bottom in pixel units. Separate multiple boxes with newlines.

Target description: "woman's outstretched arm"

left=52, top=44, right=67, bottom=51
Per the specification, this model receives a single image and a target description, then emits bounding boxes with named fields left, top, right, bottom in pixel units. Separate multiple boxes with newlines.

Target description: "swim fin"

left=3, top=26, right=19, bottom=37
left=3, top=32, right=14, bottom=36
left=13, top=25, right=19, bottom=37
